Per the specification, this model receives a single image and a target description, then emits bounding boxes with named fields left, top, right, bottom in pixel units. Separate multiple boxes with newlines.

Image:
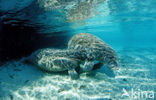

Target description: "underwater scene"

left=0, top=0, right=156, bottom=100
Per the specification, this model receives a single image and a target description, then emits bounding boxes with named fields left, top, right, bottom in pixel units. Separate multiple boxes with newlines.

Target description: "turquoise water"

left=0, top=0, right=156, bottom=100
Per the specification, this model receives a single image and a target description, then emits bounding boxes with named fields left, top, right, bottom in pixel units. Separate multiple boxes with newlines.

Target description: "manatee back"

left=68, top=33, right=109, bottom=50
left=24, top=48, right=81, bottom=72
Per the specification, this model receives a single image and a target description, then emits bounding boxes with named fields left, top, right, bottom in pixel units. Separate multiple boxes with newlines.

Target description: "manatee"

left=68, top=33, right=119, bottom=72
left=25, top=48, right=87, bottom=79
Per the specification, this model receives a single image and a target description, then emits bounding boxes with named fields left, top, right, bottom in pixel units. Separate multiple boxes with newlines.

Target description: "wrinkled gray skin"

left=68, top=33, right=119, bottom=72
left=26, top=48, right=87, bottom=79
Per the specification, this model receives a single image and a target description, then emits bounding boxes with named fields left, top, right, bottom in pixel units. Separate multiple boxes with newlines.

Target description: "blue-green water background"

left=1, top=0, right=156, bottom=50
left=0, top=0, right=156, bottom=99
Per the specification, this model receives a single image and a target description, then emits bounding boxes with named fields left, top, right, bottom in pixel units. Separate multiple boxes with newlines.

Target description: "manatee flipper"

left=80, top=60, right=94, bottom=72
left=68, top=69, right=79, bottom=79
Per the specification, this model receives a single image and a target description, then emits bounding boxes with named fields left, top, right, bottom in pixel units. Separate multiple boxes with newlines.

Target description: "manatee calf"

left=25, top=48, right=87, bottom=79
left=68, top=33, right=119, bottom=72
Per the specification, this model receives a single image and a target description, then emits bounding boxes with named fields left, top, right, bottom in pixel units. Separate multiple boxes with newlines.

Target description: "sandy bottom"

left=0, top=47, right=156, bottom=100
